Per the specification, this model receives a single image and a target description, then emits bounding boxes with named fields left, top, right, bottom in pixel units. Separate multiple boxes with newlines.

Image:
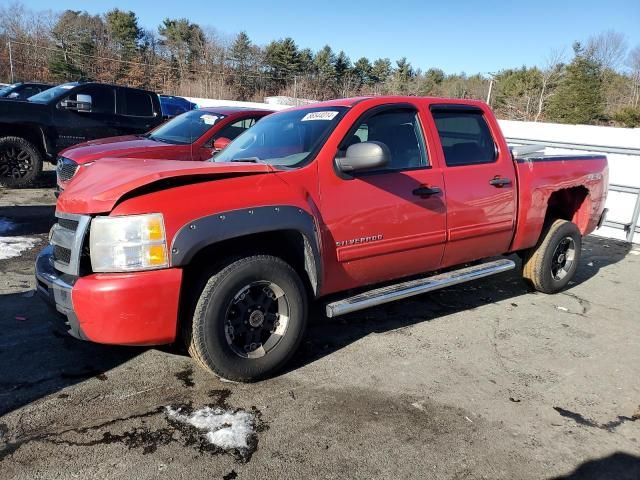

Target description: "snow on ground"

left=166, top=405, right=255, bottom=450
left=0, top=236, right=40, bottom=260
left=0, top=217, right=40, bottom=260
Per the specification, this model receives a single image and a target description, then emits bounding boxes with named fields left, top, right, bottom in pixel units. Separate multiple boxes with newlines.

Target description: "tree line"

left=1, top=2, right=639, bottom=126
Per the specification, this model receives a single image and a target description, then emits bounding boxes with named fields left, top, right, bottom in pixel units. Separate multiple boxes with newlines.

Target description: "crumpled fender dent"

left=56, top=158, right=274, bottom=214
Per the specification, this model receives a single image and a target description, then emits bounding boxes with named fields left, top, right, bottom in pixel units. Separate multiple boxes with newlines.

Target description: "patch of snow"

left=0, top=236, right=39, bottom=260
left=166, top=406, right=255, bottom=450
left=0, top=217, right=15, bottom=235
left=556, top=306, right=569, bottom=312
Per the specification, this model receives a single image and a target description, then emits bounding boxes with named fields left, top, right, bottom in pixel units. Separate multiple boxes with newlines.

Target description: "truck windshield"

left=148, top=110, right=225, bottom=145
left=28, top=83, right=78, bottom=103
left=0, top=84, right=18, bottom=97
left=213, top=106, right=348, bottom=167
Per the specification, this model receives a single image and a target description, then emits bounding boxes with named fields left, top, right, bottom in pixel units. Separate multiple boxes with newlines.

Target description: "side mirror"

left=59, top=94, right=92, bottom=112
left=335, top=141, right=390, bottom=173
left=213, top=137, right=231, bottom=152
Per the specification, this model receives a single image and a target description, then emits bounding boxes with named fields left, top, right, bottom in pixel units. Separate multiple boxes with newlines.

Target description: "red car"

left=56, top=107, right=272, bottom=190
left=38, top=96, right=608, bottom=382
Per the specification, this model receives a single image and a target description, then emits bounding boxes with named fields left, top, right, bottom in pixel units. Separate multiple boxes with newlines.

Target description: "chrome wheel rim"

left=224, top=281, right=290, bottom=359
left=551, top=236, right=576, bottom=281
left=0, top=145, right=34, bottom=179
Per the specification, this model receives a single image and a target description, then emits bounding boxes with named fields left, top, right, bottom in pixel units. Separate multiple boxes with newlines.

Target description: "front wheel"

left=522, top=219, right=582, bottom=294
left=187, top=255, right=308, bottom=382
left=0, top=136, right=43, bottom=188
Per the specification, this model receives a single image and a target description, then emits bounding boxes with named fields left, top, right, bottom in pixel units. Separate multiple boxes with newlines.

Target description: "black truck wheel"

left=522, top=219, right=582, bottom=294
left=0, top=136, right=43, bottom=188
left=187, top=255, right=308, bottom=382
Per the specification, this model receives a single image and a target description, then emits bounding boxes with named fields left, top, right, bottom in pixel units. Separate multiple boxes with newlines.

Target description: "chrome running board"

left=325, top=258, right=516, bottom=318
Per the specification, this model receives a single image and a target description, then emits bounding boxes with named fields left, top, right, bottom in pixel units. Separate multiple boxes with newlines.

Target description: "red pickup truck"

left=36, top=96, right=608, bottom=381
left=56, top=107, right=271, bottom=191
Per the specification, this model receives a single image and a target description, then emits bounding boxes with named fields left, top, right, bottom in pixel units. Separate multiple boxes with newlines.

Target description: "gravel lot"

left=1, top=173, right=639, bottom=479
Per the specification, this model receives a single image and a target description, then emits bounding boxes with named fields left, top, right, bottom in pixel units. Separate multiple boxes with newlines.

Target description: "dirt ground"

left=1, top=172, right=639, bottom=479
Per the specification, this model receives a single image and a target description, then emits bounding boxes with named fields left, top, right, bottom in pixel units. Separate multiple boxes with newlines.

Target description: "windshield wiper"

left=148, top=136, right=176, bottom=144
left=229, top=157, right=262, bottom=163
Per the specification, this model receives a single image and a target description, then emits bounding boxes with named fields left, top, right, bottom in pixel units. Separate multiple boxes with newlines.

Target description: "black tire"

left=187, top=255, right=308, bottom=382
left=522, top=219, right=582, bottom=294
left=0, top=136, right=43, bottom=188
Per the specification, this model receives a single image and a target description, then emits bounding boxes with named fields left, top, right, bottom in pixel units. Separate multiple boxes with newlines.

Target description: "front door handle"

left=412, top=185, right=442, bottom=197
left=489, top=176, right=512, bottom=187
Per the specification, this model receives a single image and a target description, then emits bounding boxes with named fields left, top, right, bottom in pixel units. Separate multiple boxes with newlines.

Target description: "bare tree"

left=535, top=48, right=565, bottom=122
left=627, top=45, right=640, bottom=107
left=586, top=30, right=628, bottom=70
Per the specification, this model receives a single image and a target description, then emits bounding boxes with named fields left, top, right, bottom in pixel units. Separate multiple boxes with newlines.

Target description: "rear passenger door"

left=430, top=105, right=516, bottom=267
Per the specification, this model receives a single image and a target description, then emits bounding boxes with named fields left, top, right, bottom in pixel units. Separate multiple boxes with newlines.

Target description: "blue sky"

left=21, top=0, right=640, bottom=74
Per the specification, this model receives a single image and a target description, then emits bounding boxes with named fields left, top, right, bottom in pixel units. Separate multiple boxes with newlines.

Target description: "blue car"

left=159, top=95, right=198, bottom=118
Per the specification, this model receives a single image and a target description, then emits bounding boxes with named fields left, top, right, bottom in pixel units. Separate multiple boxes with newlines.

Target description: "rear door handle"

left=412, top=185, right=442, bottom=197
left=489, top=176, right=512, bottom=187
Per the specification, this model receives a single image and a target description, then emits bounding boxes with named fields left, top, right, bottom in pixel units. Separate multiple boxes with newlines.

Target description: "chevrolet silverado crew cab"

left=36, top=96, right=608, bottom=382
left=56, top=107, right=271, bottom=191
left=0, top=81, right=163, bottom=188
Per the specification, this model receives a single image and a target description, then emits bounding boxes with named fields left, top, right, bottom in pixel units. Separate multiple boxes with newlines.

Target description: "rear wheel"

left=0, top=136, right=43, bottom=188
left=522, top=219, right=582, bottom=294
left=187, top=255, right=308, bottom=382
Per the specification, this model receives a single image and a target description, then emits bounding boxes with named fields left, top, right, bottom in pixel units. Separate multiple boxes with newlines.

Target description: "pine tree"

left=265, top=37, right=300, bottom=88
left=546, top=42, right=604, bottom=124
left=229, top=32, right=255, bottom=100
left=353, top=57, right=372, bottom=87
left=370, top=58, right=392, bottom=84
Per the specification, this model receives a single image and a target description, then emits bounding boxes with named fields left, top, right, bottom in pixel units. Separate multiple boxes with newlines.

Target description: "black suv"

left=0, top=82, right=163, bottom=187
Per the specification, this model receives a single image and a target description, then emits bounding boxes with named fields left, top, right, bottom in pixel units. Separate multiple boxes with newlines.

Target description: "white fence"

left=499, top=120, right=640, bottom=243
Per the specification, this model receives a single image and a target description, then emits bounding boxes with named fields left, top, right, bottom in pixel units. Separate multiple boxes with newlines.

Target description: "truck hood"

left=60, top=135, right=185, bottom=163
left=57, top=158, right=275, bottom=214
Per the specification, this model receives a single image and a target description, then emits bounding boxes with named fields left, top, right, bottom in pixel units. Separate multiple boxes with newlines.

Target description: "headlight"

left=89, top=213, right=168, bottom=272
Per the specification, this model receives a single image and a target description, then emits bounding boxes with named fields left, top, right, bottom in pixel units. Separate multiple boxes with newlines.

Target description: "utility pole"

left=486, top=75, right=494, bottom=106
left=8, top=39, right=15, bottom=83
left=293, top=75, right=298, bottom=106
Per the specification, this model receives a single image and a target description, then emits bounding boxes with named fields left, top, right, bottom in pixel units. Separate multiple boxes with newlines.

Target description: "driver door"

left=53, top=85, right=119, bottom=151
left=320, top=104, right=447, bottom=290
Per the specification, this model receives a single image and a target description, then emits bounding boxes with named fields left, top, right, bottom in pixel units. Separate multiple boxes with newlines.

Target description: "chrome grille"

left=53, top=245, right=72, bottom=264
left=57, top=217, right=79, bottom=231
left=56, top=157, right=79, bottom=182
left=49, top=212, right=91, bottom=276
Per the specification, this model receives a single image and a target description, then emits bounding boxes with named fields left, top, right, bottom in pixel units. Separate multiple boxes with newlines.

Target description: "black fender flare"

left=170, top=205, right=322, bottom=295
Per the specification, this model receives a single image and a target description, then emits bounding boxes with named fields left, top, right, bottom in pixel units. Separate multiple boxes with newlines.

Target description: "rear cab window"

left=431, top=108, right=497, bottom=166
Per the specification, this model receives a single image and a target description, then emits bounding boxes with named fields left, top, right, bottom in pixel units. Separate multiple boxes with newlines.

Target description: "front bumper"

left=35, top=245, right=87, bottom=339
left=35, top=246, right=183, bottom=346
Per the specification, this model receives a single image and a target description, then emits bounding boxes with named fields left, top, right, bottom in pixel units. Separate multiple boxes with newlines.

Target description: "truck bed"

left=510, top=153, right=608, bottom=252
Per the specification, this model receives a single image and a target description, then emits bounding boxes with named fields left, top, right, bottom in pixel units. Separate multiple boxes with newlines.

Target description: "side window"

left=431, top=110, right=497, bottom=166
left=19, top=86, right=40, bottom=99
left=121, top=90, right=154, bottom=117
left=339, top=109, right=428, bottom=171
left=66, top=86, right=116, bottom=114
left=214, top=117, right=258, bottom=141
